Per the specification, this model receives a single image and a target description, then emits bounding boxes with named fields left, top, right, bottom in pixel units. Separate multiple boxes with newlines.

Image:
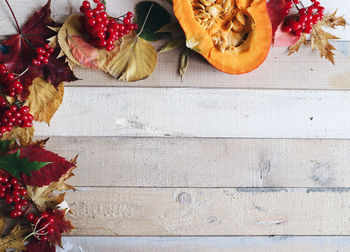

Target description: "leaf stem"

left=4, top=0, right=21, bottom=34
left=137, top=3, right=154, bottom=37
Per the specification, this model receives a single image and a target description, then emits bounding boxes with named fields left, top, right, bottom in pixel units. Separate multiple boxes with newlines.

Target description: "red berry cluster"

left=0, top=64, right=24, bottom=97
left=79, top=0, right=138, bottom=51
left=0, top=101, right=34, bottom=137
left=0, top=176, right=29, bottom=218
left=282, top=0, right=325, bottom=36
left=27, top=212, right=55, bottom=241
left=32, top=44, right=54, bottom=66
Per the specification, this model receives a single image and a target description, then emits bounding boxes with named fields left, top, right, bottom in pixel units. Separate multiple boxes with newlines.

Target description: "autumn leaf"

left=105, top=32, right=157, bottom=81
left=158, top=39, right=185, bottom=53
left=0, top=0, right=77, bottom=96
left=273, top=23, right=301, bottom=47
left=156, top=22, right=183, bottom=34
left=267, top=0, right=288, bottom=38
left=288, top=33, right=307, bottom=55
left=19, top=145, right=76, bottom=187
left=26, top=77, right=64, bottom=125
left=311, top=23, right=339, bottom=64
left=27, top=163, right=76, bottom=211
left=179, top=48, right=190, bottom=79
left=319, top=10, right=346, bottom=29
left=0, top=214, right=29, bottom=252
left=57, top=14, right=121, bottom=71
left=1, top=127, right=35, bottom=146
left=26, top=240, right=56, bottom=252
left=0, top=150, right=50, bottom=179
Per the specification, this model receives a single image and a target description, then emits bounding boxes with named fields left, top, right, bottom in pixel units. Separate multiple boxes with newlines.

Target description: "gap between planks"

left=65, top=187, right=350, bottom=236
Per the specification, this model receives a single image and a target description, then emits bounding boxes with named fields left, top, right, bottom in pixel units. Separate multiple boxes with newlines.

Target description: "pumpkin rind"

left=173, top=0, right=272, bottom=75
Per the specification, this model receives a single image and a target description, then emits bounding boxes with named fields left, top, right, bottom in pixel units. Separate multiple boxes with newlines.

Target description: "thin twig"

left=137, top=4, right=154, bottom=36
left=4, top=0, right=21, bottom=34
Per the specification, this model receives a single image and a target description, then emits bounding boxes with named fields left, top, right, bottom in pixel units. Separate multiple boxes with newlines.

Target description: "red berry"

left=42, top=57, right=49, bottom=64
left=313, top=1, right=320, bottom=8
left=6, top=73, right=15, bottom=80
left=0, top=192, right=4, bottom=198
left=97, top=3, right=105, bottom=11
left=93, top=9, right=100, bottom=16
left=11, top=178, right=18, bottom=185
left=5, top=195, right=13, bottom=204
left=37, top=54, right=45, bottom=61
left=32, top=59, right=41, bottom=66
left=45, top=52, right=51, bottom=58
left=1, top=126, right=7, bottom=134
left=0, top=64, right=5, bottom=70
left=44, top=44, right=51, bottom=50
left=293, top=0, right=299, bottom=3
left=36, top=47, right=45, bottom=55
left=123, top=17, right=131, bottom=25
left=22, top=121, right=33, bottom=128
left=21, top=199, right=28, bottom=206
left=317, top=6, right=325, bottom=13
left=19, top=189, right=27, bottom=196
left=41, top=236, right=48, bottom=242
left=13, top=196, right=21, bottom=203
left=106, top=44, right=115, bottom=51
left=2, top=177, right=8, bottom=183
left=20, top=106, right=30, bottom=114
left=299, top=8, right=306, bottom=15
left=82, top=1, right=90, bottom=9
left=93, top=0, right=100, bottom=2
left=41, top=212, right=49, bottom=219
left=48, top=47, right=55, bottom=53
left=14, top=203, right=22, bottom=211
left=10, top=211, right=19, bottom=218
left=127, top=11, right=133, bottom=18
left=12, top=190, right=20, bottom=197
left=284, top=1, right=293, bottom=9
left=88, top=17, right=96, bottom=26
left=48, top=217, right=55, bottom=224
left=47, top=226, right=55, bottom=234
left=27, top=213, right=35, bottom=222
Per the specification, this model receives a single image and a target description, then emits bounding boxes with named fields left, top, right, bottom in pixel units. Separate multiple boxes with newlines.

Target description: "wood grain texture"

left=66, top=187, right=350, bottom=236
left=0, top=1, right=349, bottom=90
left=43, top=136, right=350, bottom=188
left=34, top=87, right=350, bottom=139
left=59, top=236, right=350, bottom=252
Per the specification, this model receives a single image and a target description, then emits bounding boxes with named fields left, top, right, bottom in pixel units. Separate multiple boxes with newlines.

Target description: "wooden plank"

left=66, top=187, right=350, bottom=236
left=0, top=1, right=349, bottom=90
left=59, top=236, right=350, bottom=252
left=44, top=136, right=350, bottom=188
left=34, top=87, right=350, bottom=139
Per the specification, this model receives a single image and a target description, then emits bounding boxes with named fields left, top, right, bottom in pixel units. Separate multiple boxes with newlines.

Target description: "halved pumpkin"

left=173, top=0, right=272, bottom=75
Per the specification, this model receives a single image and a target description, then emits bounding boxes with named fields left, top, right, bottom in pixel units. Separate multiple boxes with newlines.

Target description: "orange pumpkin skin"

left=173, top=0, right=272, bottom=75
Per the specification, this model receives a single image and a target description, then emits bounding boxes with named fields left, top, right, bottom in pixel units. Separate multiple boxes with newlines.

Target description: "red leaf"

left=0, top=0, right=77, bottom=97
left=46, top=209, right=74, bottom=246
left=19, top=145, right=75, bottom=187
left=267, top=0, right=288, bottom=38
left=26, top=240, right=56, bottom=252
left=0, top=0, right=57, bottom=74
left=273, top=23, right=301, bottom=47
left=68, top=35, right=99, bottom=69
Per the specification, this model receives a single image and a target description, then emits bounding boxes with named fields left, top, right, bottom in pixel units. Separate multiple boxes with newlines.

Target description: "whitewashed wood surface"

left=1, top=0, right=350, bottom=251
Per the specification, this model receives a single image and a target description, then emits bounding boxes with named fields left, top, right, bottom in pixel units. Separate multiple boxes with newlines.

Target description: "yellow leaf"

left=319, top=10, right=346, bottom=29
left=158, top=38, right=185, bottom=53
left=57, top=14, right=121, bottom=70
left=0, top=214, right=29, bottom=252
left=27, top=163, right=77, bottom=211
left=2, top=127, right=34, bottom=146
left=105, top=32, right=157, bottom=81
left=26, top=77, right=64, bottom=125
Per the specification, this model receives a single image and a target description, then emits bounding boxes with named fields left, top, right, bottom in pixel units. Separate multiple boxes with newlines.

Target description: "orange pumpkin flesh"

left=173, top=0, right=272, bottom=75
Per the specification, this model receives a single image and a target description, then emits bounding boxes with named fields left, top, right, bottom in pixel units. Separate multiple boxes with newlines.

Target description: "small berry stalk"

left=79, top=0, right=138, bottom=51
left=282, top=0, right=325, bottom=36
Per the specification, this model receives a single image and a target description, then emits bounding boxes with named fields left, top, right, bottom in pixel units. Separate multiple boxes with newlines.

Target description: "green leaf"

left=136, top=1, right=171, bottom=41
left=0, top=139, right=14, bottom=152
left=158, top=39, right=185, bottom=53
left=156, top=22, right=183, bottom=33
left=0, top=151, right=50, bottom=179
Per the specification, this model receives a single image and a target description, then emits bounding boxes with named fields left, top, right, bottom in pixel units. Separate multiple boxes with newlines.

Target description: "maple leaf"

left=0, top=0, right=77, bottom=97
left=288, top=34, right=307, bottom=55
left=26, top=77, right=64, bottom=125
left=0, top=214, right=29, bottom=252
left=319, top=10, right=346, bottom=29
left=19, top=144, right=76, bottom=187
left=27, top=163, right=77, bottom=211
left=311, top=23, right=339, bottom=64
left=0, top=150, right=50, bottom=179
left=26, top=239, right=56, bottom=252
left=45, top=209, right=74, bottom=246
left=1, top=126, right=35, bottom=146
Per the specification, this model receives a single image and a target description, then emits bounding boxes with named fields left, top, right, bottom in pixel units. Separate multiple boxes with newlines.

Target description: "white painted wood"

left=34, top=87, right=350, bottom=139
left=59, top=236, right=350, bottom=252
left=66, top=187, right=350, bottom=236
left=44, top=136, right=350, bottom=187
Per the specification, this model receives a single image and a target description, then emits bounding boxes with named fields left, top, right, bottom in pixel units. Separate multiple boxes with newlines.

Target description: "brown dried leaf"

left=2, top=127, right=35, bottom=146
left=288, top=33, right=307, bottom=55
left=27, top=164, right=76, bottom=211
left=311, top=23, right=339, bottom=64
left=319, top=10, right=346, bottom=29
left=0, top=214, right=29, bottom=252
left=179, top=48, right=190, bottom=79
left=26, top=77, right=64, bottom=125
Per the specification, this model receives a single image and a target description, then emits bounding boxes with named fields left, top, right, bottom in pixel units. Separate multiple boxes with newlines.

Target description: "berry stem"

left=137, top=3, right=154, bottom=37
left=4, top=0, right=21, bottom=34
